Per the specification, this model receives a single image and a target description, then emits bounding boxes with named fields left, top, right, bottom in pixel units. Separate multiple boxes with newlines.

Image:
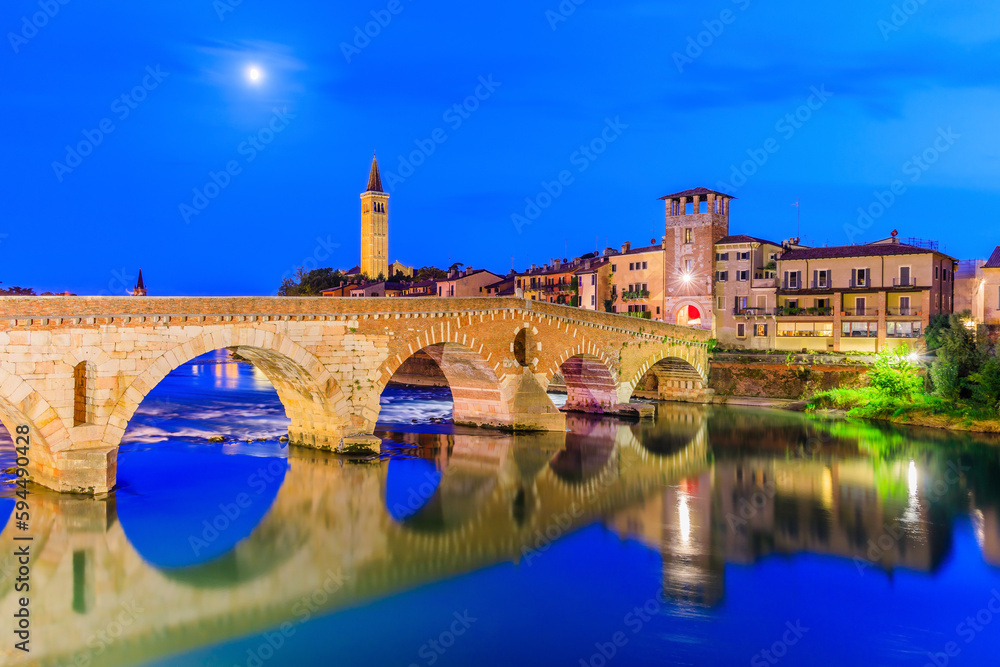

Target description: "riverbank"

left=806, top=389, right=1000, bottom=434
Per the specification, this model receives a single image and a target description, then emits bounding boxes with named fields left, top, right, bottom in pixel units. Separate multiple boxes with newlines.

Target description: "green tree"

left=868, top=344, right=922, bottom=399
left=278, top=267, right=347, bottom=296
left=969, top=356, right=1000, bottom=412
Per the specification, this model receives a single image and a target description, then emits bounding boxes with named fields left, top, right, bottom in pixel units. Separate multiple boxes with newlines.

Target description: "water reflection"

left=3, top=385, right=1000, bottom=665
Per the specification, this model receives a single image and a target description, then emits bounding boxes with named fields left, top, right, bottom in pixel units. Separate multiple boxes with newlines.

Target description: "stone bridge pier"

left=0, top=297, right=711, bottom=494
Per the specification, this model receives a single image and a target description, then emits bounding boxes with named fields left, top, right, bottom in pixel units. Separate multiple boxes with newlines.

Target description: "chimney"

left=621, top=241, right=631, bottom=254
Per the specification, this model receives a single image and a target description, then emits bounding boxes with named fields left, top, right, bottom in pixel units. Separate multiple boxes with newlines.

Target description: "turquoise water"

left=2, top=350, right=1000, bottom=667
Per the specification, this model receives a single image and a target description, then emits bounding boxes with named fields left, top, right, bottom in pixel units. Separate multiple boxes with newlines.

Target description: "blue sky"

left=2, top=0, right=997, bottom=295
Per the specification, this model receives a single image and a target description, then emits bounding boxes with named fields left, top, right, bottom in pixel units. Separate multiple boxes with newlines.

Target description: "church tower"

left=360, top=155, right=389, bottom=280
left=132, top=270, right=147, bottom=296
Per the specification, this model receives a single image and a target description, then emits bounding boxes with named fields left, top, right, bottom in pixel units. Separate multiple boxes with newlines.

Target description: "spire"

left=366, top=154, right=383, bottom=193
left=133, top=270, right=147, bottom=296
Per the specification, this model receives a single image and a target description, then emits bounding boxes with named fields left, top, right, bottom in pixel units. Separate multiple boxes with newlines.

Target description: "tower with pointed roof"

left=360, top=155, right=389, bottom=280
left=132, top=270, right=147, bottom=297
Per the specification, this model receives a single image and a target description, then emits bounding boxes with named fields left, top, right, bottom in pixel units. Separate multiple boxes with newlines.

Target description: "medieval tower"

left=660, top=187, right=732, bottom=329
left=360, top=155, right=389, bottom=280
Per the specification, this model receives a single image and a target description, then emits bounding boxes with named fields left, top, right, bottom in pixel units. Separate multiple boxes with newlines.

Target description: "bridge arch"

left=625, top=348, right=710, bottom=404
left=106, top=327, right=351, bottom=452
left=376, top=341, right=511, bottom=429
left=0, top=366, right=74, bottom=488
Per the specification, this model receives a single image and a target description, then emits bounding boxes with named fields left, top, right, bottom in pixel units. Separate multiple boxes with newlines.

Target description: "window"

left=591, top=295, right=596, bottom=306
left=717, top=252, right=730, bottom=262
left=738, top=252, right=750, bottom=261
left=787, top=272, right=800, bottom=288
left=716, top=271, right=729, bottom=282
left=685, top=259, right=693, bottom=273
left=768, top=253, right=777, bottom=262
left=591, top=275, right=596, bottom=285
left=854, top=268, right=868, bottom=287
left=629, top=263, right=634, bottom=271
left=611, top=264, right=616, bottom=272
left=755, top=324, right=768, bottom=337
left=899, top=296, right=911, bottom=315
left=717, top=297, right=725, bottom=309
left=737, top=323, right=746, bottom=338
left=684, top=228, right=693, bottom=244
left=738, top=270, right=749, bottom=281
left=817, top=270, right=830, bottom=288
left=935, top=266, right=940, bottom=280
left=786, top=299, right=798, bottom=310
left=736, top=296, right=748, bottom=311
left=855, top=297, right=867, bottom=315
left=844, top=322, right=879, bottom=338
left=943, top=268, right=949, bottom=282
left=642, top=262, right=648, bottom=270
left=900, top=266, right=911, bottom=287
left=656, top=307, right=660, bottom=314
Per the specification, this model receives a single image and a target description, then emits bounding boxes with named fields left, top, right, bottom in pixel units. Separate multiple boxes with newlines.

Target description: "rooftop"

left=659, top=186, right=735, bottom=201
left=984, top=246, right=1000, bottom=269
left=779, top=242, right=956, bottom=262
left=717, top=234, right=782, bottom=247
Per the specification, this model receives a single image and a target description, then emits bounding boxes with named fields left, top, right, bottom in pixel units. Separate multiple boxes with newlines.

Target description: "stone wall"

left=708, top=356, right=868, bottom=400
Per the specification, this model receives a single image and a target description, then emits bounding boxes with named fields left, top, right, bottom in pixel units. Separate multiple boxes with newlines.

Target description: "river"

left=2, top=349, right=1000, bottom=666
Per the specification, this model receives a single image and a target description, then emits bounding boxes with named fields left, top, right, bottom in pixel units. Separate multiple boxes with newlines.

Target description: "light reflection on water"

left=1, top=351, right=1000, bottom=667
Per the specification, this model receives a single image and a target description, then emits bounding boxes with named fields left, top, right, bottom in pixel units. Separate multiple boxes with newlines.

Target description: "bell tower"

left=659, top=187, right=732, bottom=329
left=360, top=154, right=389, bottom=280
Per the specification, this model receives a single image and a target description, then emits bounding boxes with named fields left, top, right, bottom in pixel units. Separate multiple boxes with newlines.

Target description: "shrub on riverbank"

left=809, top=314, right=1000, bottom=430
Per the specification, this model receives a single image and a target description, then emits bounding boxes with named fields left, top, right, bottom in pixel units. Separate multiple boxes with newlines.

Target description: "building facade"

left=661, top=187, right=734, bottom=330
left=983, top=247, right=1000, bottom=326
left=608, top=242, right=666, bottom=320
left=732, top=237, right=958, bottom=353
left=360, top=156, right=389, bottom=280
left=434, top=267, right=503, bottom=297
left=575, top=257, right=612, bottom=312
left=712, top=235, right=782, bottom=348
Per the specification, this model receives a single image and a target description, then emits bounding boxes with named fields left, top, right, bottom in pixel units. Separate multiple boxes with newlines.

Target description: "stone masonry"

left=0, top=296, right=711, bottom=494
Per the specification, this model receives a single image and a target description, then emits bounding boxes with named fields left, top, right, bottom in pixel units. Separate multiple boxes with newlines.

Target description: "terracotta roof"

left=659, top=186, right=735, bottom=201
left=573, top=258, right=610, bottom=273
left=365, top=155, right=383, bottom=193
left=779, top=242, right=955, bottom=262
left=984, top=246, right=1000, bottom=269
left=620, top=244, right=661, bottom=256
left=717, top=235, right=782, bottom=247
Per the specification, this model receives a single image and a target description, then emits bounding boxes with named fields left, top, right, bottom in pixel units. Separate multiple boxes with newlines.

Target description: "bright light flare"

left=247, top=66, right=263, bottom=83
left=681, top=273, right=693, bottom=284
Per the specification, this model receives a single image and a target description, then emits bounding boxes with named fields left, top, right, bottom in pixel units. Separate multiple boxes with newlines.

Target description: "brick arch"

left=623, top=346, right=709, bottom=403
left=104, top=327, right=350, bottom=451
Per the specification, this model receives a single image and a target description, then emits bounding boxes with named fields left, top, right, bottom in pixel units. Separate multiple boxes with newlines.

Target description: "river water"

left=2, top=350, right=1000, bottom=667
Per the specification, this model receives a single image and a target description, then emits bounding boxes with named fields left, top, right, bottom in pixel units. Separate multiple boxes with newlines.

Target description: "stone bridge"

left=0, top=296, right=711, bottom=494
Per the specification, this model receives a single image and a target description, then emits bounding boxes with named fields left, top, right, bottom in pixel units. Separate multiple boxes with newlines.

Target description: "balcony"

left=620, top=290, right=650, bottom=301
left=733, top=307, right=773, bottom=317
left=842, top=308, right=879, bottom=317
left=886, top=307, right=923, bottom=316
left=776, top=307, right=834, bottom=317
left=892, top=277, right=918, bottom=287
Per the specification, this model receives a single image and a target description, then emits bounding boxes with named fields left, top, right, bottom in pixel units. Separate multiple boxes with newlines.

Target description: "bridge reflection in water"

left=3, top=405, right=1000, bottom=666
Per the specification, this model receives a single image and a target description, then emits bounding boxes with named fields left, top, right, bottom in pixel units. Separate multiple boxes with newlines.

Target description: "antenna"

left=792, top=200, right=801, bottom=238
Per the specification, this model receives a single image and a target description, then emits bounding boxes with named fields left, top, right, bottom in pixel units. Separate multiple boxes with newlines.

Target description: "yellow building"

left=752, top=237, right=957, bottom=353
left=360, top=155, right=389, bottom=280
